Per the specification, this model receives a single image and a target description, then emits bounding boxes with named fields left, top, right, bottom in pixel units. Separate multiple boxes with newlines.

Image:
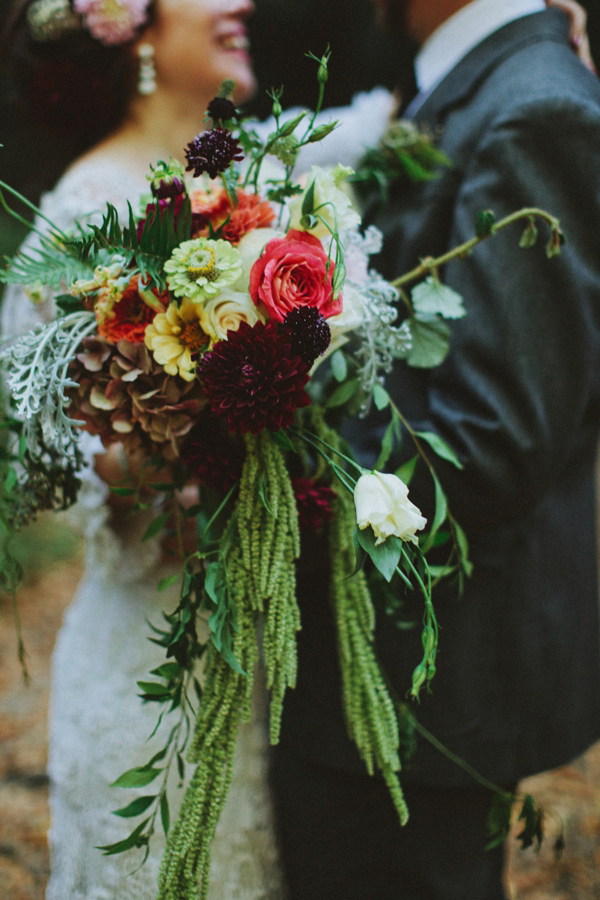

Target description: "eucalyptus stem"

left=391, top=207, right=561, bottom=289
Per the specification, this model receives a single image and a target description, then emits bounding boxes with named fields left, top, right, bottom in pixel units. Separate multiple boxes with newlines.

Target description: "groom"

left=271, top=2, right=600, bottom=899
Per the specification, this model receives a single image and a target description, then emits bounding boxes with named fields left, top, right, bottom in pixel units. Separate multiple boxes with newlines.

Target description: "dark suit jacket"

left=280, top=9, right=600, bottom=786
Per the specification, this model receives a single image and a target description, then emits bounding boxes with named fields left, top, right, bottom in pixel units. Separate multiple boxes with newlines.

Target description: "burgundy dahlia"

left=207, top=97, right=237, bottom=124
left=185, top=127, right=244, bottom=179
left=197, top=320, right=311, bottom=434
left=283, top=307, right=331, bottom=366
left=291, top=477, right=336, bottom=531
left=180, top=411, right=245, bottom=493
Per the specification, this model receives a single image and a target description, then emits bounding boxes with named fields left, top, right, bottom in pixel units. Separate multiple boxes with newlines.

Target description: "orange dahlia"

left=191, top=187, right=275, bottom=244
left=97, top=275, right=168, bottom=344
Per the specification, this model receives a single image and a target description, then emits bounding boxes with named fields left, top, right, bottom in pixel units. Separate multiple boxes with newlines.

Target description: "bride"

left=0, top=1, right=395, bottom=897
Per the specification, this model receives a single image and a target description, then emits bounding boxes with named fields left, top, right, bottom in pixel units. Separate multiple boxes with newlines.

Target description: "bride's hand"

left=546, top=0, right=597, bottom=74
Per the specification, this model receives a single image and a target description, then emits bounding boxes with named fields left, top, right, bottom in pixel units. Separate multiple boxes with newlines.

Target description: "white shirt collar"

left=415, top=0, right=547, bottom=94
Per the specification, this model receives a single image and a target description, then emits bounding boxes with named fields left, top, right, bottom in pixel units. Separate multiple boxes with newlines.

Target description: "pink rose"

left=248, top=229, right=342, bottom=323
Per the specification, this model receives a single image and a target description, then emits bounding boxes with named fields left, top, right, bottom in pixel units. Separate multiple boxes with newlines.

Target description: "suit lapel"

left=414, top=8, right=569, bottom=125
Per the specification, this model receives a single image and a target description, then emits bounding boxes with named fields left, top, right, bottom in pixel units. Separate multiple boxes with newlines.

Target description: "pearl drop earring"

left=137, top=43, right=156, bottom=96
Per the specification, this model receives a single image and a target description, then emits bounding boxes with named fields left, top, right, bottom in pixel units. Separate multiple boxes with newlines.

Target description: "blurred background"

left=1, top=0, right=600, bottom=897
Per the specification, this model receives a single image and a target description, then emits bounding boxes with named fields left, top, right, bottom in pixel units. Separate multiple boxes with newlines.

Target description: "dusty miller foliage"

left=344, top=226, right=412, bottom=414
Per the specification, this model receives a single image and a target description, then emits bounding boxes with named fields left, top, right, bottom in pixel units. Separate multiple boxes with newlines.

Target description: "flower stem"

left=391, top=207, right=561, bottom=289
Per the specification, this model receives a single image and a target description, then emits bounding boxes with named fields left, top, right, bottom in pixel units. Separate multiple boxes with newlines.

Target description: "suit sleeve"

left=407, top=95, right=600, bottom=530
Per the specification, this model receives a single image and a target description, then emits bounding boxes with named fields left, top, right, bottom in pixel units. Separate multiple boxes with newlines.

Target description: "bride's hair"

left=1, top=0, right=157, bottom=152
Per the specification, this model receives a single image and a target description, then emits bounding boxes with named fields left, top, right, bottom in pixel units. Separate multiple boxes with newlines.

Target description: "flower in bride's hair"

left=74, top=0, right=150, bottom=45
left=354, top=472, right=427, bottom=545
left=185, top=127, right=244, bottom=179
left=165, top=238, right=242, bottom=302
left=97, top=275, right=168, bottom=344
left=288, top=164, right=361, bottom=240
left=248, top=229, right=341, bottom=323
left=145, top=298, right=209, bottom=381
left=198, top=289, right=265, bottom=345
left=197, top=320, right=311, bottom=434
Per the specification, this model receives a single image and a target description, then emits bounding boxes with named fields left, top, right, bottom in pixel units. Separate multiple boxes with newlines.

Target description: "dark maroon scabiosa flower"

left=291, top=477, right=336, bottom=531
left=197, top=320, right=311, bottom=434
left=180, top=411, right=245, bottom=493
left=207, top=97, right=238, bottom=124
left=185, top=128, right=244, bottom=179
left=283, top=306, right=331, bottom=366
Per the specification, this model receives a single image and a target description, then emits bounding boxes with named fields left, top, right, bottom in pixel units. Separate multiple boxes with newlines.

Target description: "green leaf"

left=150, top=662, right=180, bottom=679
left=422, top=472, right=447, bottom=552
left=157, top=573, right=180, bottom=592
left=97, top=818, right=150, bottom=855
left=395, top=454, right=418, bottom=485
left=269, top=429, right=295, bottom=452
left=136, top=680, right=171, bottom=697
left=407, top=316, right=451, bottom=368
left=160, top=792, right=170, bottom=836
left=453, top=519, right=473, bottom=577
left=111, top=766, right=163, bottom=789
left=375, top=421, right=395, bottom=471
left=486, top=793, right=513, bottom=850
left=330, top=349, right=348, bottom=382
left=475, top=209, right=496, bottom=238
left=325, top=378, right=359, bottom=408
left=55, top=293, right=85, bottom=313
left=356, top=527, right=403, bottom=583
left=141, top=512, right=169, bottom=541
left=415, top=430, right=463, bottom=469
left=301, top=179, right=316, bottom=217
left=519, top=218, right=538, bottom=249
left=109, top=486, right=136, bottom=497
left=113, top=795, right=156, bottom=818
left=372, top=383, right=390, bottom=411
left=411, top=277, right=466, bottom=320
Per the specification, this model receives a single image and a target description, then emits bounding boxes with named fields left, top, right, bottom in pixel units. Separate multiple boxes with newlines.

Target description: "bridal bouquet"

left=0, top=60, right=561, bottom=899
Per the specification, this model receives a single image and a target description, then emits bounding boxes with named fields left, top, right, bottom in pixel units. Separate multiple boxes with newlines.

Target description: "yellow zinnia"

left=144, top=298, right=208, bottom=381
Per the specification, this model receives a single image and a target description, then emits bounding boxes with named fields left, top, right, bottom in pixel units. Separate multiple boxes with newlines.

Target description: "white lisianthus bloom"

left=234, top=227, right=285, bottom=291
left=354, top=471, right=427, bottom=545
left=287, top=164, right=361, bottom=240
left=199, top=290, right=265, bottom=344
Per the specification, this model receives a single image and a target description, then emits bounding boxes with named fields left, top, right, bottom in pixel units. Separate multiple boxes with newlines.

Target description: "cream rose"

left=198, top=290, right=265, bottom=344
left=354, top=471, right=427, bottom=545
left=287, top=164, right=361, bottom=240
left=234, top=227, right=285, bottom=291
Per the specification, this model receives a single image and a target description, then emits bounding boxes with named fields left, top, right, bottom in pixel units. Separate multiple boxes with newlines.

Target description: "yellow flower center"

left=184, top=246, right=219, bottom=282
left=180, top=321, right=209, bottom=353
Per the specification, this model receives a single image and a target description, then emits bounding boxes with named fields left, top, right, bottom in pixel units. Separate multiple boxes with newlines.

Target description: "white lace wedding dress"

left=0, top=87, right=395, bottom=900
